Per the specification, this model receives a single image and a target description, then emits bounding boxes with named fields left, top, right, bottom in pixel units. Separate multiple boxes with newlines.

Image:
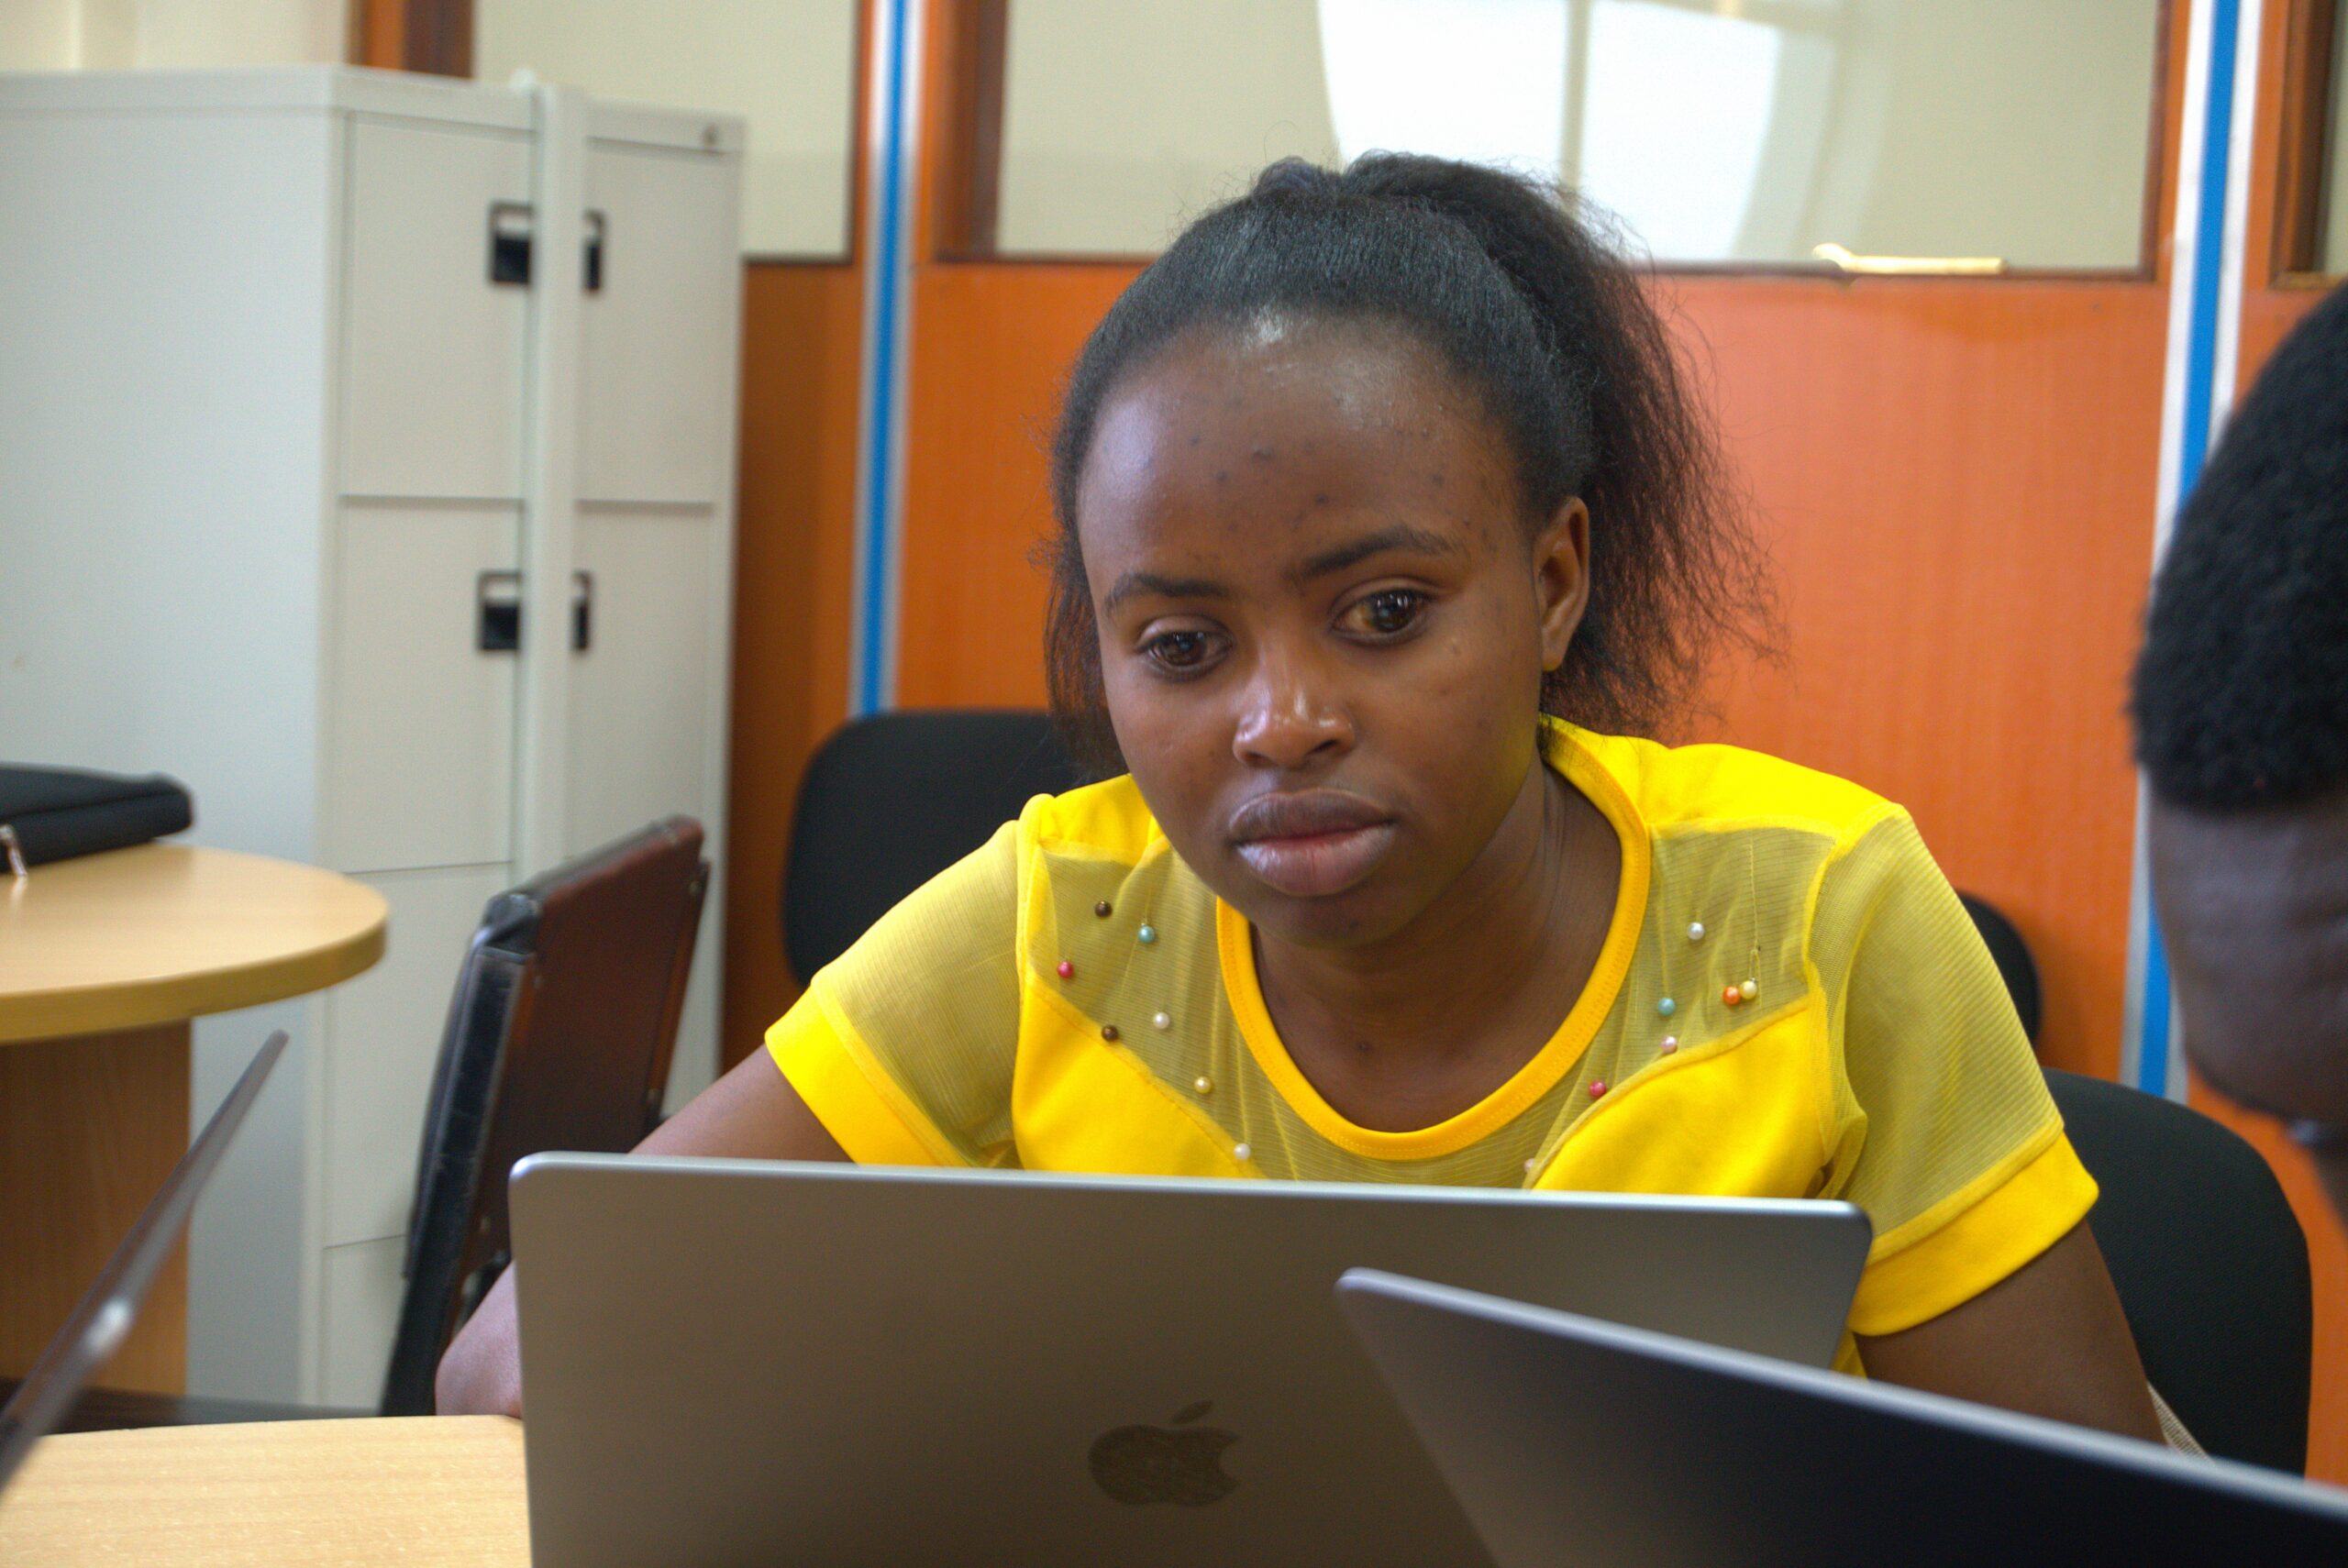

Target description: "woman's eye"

left=1143, top=630, right=1218, bottom=671
left=1343, top=589, right=1428, bottom=637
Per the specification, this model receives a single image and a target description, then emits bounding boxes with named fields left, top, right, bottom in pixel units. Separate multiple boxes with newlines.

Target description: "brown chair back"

left=381, top=817, right=708, bottom=1414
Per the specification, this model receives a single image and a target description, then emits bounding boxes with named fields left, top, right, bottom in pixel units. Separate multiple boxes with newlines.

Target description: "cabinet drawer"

left=322, top=864, right=510, bottom=1249
left=577, top=144, right=739, bottom=503
left=326, top=503, right=517, bottom=874
left=565, top=508, right=717, bottom=856
left=341, top=119, right=530, bottom=500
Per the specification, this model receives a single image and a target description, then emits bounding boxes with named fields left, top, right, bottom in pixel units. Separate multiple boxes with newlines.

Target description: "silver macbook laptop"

left=0, top=1031, right=284, bottom=1496
left=508, top=1154, right=1870, bottom=1568
left=1337, top=1267, right=2348, bottom=1568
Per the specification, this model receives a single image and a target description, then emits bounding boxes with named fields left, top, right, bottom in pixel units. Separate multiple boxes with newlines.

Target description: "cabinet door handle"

left=582, top=209, right=605, bottom=293
left=477, top=570, right=521, bottom=651
left=488, top=202, right=533, bottom=286
left=477, top=570, right=590, bottom=651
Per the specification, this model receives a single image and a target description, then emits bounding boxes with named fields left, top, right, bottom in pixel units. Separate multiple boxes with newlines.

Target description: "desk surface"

left=0, top=845, right=387, bottom=1042
left=0, top=1418, right=529, bottom=1566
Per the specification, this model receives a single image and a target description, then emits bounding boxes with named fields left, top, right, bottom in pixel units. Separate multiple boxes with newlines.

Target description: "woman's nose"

left=1232, top=653, right=1355, bottom=772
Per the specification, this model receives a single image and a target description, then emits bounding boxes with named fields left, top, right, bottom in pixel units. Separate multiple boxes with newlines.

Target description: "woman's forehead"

left=1074, top=322, right=1517, bottom=571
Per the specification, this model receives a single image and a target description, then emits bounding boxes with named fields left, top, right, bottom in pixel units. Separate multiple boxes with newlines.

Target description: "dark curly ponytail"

left=1047, top=152, right=1769, bottom=774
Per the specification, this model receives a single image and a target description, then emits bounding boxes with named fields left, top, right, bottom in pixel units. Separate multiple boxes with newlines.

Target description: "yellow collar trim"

left=1214, top=720, right=1653, bottom=1161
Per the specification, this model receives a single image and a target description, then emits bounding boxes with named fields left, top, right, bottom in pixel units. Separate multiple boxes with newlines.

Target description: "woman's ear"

left=1534, top=498, right=1591, bottom=674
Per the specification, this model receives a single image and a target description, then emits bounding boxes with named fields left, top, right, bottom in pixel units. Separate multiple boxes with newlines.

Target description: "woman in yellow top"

left=442, top=153, right=2158, bottom=1438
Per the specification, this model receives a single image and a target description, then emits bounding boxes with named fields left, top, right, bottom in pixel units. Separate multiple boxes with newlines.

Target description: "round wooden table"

left=0, top=845, right=386, bottom=1392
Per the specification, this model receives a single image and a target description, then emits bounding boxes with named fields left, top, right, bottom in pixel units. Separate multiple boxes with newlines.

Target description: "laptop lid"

left=509, top=1154, right=1871, bottom=1568
left=0, top=1031, right=284, bottom=1495
left=1336, top=1267, right=2348, bottom=1568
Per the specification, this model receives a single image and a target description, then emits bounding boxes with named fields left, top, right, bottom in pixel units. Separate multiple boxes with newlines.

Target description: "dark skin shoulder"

left=440, top=315, right=2158, bottom=1444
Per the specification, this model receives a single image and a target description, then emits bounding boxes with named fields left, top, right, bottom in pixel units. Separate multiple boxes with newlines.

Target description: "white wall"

left=476, top=0, right=855, bottom=258
left=0, top=0, right=344, bottom=69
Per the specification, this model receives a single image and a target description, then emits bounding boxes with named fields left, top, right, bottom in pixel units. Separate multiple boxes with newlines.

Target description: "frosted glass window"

left=476, top=0, right=856, bottom=259
left=995, top=0, right=2163, bottom=270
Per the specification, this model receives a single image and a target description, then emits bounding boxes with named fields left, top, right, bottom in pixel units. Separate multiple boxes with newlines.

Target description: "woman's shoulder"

left=1015, top=771, right=1164, bottom=864
left=1556, top=722, right=1902, bottom=844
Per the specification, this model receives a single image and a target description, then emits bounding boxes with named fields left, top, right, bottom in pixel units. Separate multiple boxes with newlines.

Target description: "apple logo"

left=1088, top=1400, right=1241, bottom=1507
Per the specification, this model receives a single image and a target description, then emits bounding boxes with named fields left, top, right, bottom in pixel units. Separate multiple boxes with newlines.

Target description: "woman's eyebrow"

left=1290, top=524, right=1464, bottom=586
left=1102, top=571, right=1229, bottom=614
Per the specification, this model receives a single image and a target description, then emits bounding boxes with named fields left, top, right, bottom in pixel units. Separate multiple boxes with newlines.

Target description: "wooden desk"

left=0, top=845, right=386, bottom=1390
left=0, top=1418, right=527, bottom=1566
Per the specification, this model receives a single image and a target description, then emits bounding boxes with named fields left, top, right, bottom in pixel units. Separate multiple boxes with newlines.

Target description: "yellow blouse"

left=769, top=720, right=2095, bottom=1363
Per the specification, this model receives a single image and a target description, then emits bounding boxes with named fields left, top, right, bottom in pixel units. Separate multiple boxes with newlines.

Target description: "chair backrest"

left=782, top=709, right=1082, bottom=982
left=380, top=817, right=709, bottom=1416
left=2043, top=1068, right=2311, bottom=1472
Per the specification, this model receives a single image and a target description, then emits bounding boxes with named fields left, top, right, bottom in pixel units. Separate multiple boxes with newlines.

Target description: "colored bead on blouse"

left=1659, top=1036, right=1678, bottom=1055
left=1152, top=1011, right=1172, bottom=1031
left=1657, top=997, right=1677, bottom=1018
left=1722, top=985, right=1744, bottom=1008
left=1688, top=922, right=1706, bottom=944
left=1056, top=959, right=1074, bottom=979
left=1739, top=977, right=1759, bottom=1002
left=1101, top=1024, right=1120, bottom=1042
left=1588, top=1080, right=1608, bottom=1099
left=1137, top=924, right=1157, bottom=944
left=1093, top=900, right=1112, bottom=918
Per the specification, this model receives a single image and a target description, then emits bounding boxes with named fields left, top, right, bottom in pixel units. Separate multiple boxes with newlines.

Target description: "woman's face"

left=1076, top=317, right=1588, bottom=948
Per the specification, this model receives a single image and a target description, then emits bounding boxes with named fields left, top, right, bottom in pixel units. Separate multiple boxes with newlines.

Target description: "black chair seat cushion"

left=2045, top=1068, right=2311, bottom=1473
left=783, top=711, right=1082, bottom=983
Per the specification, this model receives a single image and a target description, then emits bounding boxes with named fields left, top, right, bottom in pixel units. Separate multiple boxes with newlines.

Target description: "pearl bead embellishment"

left=1194, top=1076, right=1213, bottom=1095
left=1137, top=924, right=1157, bottom=944
left=1740, top=978, right=1759, bottom=1002
left=1588, top=1080, right=1608, bottom=1099
left=1233, top=1143, right=1252, bottom=1162
left=1688, top=922, right=1706, bottom=943
left=1153, top=1011, right=1172, bottom=1031
left=1101, top=1024, right=1120, bottom=1042
left=1056, top=959, right=1074, bottom=979
left=1094, top=900, right=1112, bottom=917
left=1658, top=997, right=1677, bottom=1018
left=1659, top=1035, right=1678, bottom=1055
left=1723, top=985, right=1744, bottom=1008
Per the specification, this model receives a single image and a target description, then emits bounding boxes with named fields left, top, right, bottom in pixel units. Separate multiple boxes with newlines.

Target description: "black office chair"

left=379, top=817, right=709, bottom=1415
left=2044, top=1068, right=2312, bottom=1472
left=1958, top=891, right=2042, bottom=1049
left=781, top=709, right=1082, bottom=983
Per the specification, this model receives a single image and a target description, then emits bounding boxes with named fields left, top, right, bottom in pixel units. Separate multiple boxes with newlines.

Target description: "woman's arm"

left=433, top=1049, right=847, bottom=1418
left=1855, top=1220, right=2162, bottom=1441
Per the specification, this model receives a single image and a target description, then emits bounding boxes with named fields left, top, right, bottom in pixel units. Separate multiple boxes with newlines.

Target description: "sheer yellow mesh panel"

left=1020, top=816, right=1842, bottom=1187
left=808, top=820, right=1025, bottom=1165
left=801, top=738, right=2058, bottom=1269
left=1809, top=810, right=2064, bottom=1250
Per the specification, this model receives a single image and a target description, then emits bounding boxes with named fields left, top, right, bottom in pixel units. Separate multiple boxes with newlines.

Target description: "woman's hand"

left=432, top=1048, right=850, bottom=1417
left=1855, top=1220, right=2163, bottom=1441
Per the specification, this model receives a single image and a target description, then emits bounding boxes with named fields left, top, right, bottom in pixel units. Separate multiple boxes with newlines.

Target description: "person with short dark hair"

left=2133, top=284, right=2348, bottom=1219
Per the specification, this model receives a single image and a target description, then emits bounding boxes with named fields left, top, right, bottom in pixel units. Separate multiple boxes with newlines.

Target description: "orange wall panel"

left=1675, top=276, right=2167, bottom=1082
left=723, top=263, right=863, bottom=1066
left=894, top=264, right=1135, bottom=708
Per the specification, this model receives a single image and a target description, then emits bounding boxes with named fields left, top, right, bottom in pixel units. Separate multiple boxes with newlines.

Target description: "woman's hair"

left=1045, top=152, right=1768, bottom=774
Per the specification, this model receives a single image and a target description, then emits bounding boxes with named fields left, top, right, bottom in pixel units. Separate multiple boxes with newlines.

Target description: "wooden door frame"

left=352, top=0, right=472, bottom=76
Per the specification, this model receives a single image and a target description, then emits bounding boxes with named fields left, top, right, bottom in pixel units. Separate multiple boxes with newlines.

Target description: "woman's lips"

left=1235, top=822, right=1400, bottom=898
left=1228, top=790, right=1398, bottom=898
